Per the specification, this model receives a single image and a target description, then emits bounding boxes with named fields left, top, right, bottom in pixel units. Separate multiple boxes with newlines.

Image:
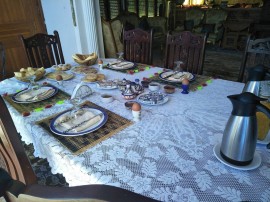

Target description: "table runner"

left=4, top=84, right=70, bottom=114
left=148, top=74, right=213, bottom=91
left=37, top=101, right=133, bottom=154
left=104, top=63, right=152, bottom=74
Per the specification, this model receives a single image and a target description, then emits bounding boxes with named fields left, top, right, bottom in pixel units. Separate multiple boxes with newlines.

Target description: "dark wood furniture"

left=0, top=96, right=158, bottom=202
left=0, top=42, right=5, bottom=80
left=222, top=21, right=250, bottom=50
left=123, top=28, right=153, bottom=65
left=238, top=35, right=270, bottom=82
left=20, top=30, right=65, bottom=68
left=164, top=31, right=207, bottom=75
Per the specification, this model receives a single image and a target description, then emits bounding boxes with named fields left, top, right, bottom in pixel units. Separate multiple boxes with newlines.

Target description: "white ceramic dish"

left=49, top=107, right=108, bottom=137
left=107, top=61, right=135, bottom=70
left=96, top=82, right=118, bottom=90
left=11, top=86, right=58, bottom=103
left=101, top=94, right=114, bottom=103
left=137, top=93, right=169, bottom=106
left=213, top=143, right=261, bottom=171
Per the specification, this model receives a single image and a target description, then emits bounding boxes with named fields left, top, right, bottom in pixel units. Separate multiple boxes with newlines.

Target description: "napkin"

left=60, top=111, right=102, bottom=133
left=112, top=62, right=133, bottom=69
left=257, top=102, right=270, bottom=141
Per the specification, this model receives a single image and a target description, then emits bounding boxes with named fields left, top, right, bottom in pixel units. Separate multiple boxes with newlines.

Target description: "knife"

left=162, top=71, right=178, bottom=79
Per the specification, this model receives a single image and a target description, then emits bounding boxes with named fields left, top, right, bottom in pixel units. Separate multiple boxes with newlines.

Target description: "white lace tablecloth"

left=1, top=60, right=270, bottom=202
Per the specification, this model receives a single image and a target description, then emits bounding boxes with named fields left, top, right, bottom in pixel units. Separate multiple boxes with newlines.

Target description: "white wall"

left=41, top=0, right=78, bottom=63
left=41, top=0, right=104, bottom=63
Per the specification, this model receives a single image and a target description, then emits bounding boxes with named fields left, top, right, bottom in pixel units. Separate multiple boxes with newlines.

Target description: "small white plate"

left=213, top=143, right=261, bottom=171
left=257, top=130, right=270, bottom=145
left=96, top=83, right=118, bottom=90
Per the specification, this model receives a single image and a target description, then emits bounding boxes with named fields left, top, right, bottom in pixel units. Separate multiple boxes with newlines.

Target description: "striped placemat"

left=148, top=75, right=213, bottom=91
left=4, top=84, right=70, bottom=114
left=37, top=101, right=132, bottom=154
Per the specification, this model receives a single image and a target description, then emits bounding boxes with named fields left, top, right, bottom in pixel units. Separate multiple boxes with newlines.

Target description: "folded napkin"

left=112, top=62, right=133, bottom=69
left=59, top=111, right=102, bottom=133
left=257, top=102, right=270, bottom=141
left=17, top=88, right=53, bottom=101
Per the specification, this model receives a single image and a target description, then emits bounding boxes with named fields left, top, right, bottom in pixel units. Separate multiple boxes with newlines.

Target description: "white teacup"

left=149, top=82, right=160, bottom=91
left=101, top=94, right=114, bottom=103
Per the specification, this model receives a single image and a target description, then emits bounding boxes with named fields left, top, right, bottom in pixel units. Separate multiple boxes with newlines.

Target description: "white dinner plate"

left=213, top=143, right=261, bottom=171
left=159, top=71, right=195, bottom=83
left=107, top=61, right=135, bottom=70
left=49, top=107, right=108, bottom=137
left=11, top=86, right=58, bottom=103
left=137, top=92, right=169, bottom=106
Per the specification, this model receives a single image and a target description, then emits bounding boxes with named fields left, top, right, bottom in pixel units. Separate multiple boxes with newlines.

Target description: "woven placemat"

left=148, top=75, right=213, bottom=91
left=104, top=63, right=152, bottom=74
left=37, top=101, right=133, bottom=155
left=3, top=84, right=71, bottom=114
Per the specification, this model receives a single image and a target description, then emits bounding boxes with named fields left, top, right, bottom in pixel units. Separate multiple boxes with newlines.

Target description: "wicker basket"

left=14, top=67, right=46, bottom=82
left=72, top=53, right=98, bottom=66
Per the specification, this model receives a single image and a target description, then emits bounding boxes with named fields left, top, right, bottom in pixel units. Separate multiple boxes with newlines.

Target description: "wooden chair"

left=238, top=36, right=270, bottom=82
left=164, top=31, right=207, bottom=75
left=123, top=28, right=153, bottom=65
left=0, top=96, right=158, bottom=202
left=0, top=42, right=6, bottom=80
left=20, top=30, right=65, bottom=68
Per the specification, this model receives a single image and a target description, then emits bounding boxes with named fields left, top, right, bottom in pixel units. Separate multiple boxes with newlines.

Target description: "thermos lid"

left=228, top=92, right=267, bottom=116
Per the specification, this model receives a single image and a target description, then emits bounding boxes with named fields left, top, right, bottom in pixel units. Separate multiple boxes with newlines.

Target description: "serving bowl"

left=72, top=53, right=98, bottom=66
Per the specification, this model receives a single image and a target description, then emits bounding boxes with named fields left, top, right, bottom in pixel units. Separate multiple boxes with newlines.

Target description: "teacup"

left=101, top=94, right=114, bottom=103
left=149, top=82, right=160, bottom=91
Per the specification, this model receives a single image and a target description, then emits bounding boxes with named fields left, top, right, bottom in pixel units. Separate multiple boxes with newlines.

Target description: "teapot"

left=220, top=92, right=270, bottom=166
left=242, top=65, right=270, bottom=96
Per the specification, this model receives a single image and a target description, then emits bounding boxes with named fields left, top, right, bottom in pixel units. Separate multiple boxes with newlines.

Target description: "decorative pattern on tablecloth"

left=104, top=63, right=153, bottom=74
left=147, top=74, right=213, bottom=91
left=37, top=101, right=133, bottom=154
left=3, top=84, right=70, bottom=114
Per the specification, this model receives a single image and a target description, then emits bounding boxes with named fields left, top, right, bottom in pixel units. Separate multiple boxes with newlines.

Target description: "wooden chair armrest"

left=23, top=184, right=158, bottom=202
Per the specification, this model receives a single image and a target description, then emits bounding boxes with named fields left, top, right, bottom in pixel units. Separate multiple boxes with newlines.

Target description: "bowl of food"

left=72, top=53, right=98, bottom=66
left=14, top=67, right=46, bottom=82
left=164, top=85, right=175, bottom=94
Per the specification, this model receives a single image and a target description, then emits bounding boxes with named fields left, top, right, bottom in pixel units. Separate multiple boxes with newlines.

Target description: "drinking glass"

left=117, top=52, right=124, bottom=60
left=27, top=75, right=40, bottom=90
left=174, top=61, right=184, bottom=72
left=69, top=97, right=83, bottom=118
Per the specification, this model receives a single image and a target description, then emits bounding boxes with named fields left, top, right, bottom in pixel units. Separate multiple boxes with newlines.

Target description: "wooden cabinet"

left=0, top=0, right=46, bottom=79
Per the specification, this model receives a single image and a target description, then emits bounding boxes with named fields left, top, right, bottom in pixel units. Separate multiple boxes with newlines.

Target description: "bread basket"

left=72, top=53, right=98, bottom=66
left=14, top=67, right=46, bottom=82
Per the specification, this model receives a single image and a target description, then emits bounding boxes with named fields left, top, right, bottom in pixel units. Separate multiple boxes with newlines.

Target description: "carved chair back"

left=238, top=35, right=270, bottom=82
left=0, top=42, right=6, bottom=80
left=164, top=31, right=207, bottom=75
left=0, top=96, right=37, bottom=186
left=123, top=28, right=153, bottom=65
left=20, top=31, right=65, bottom=68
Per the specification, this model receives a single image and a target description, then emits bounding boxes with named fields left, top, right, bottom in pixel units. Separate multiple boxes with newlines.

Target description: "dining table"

left=1, top=59, right=270, bottom=202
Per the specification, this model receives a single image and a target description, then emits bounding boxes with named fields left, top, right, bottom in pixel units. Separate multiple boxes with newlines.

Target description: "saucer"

left=213, top=143, right=261, bottom=171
